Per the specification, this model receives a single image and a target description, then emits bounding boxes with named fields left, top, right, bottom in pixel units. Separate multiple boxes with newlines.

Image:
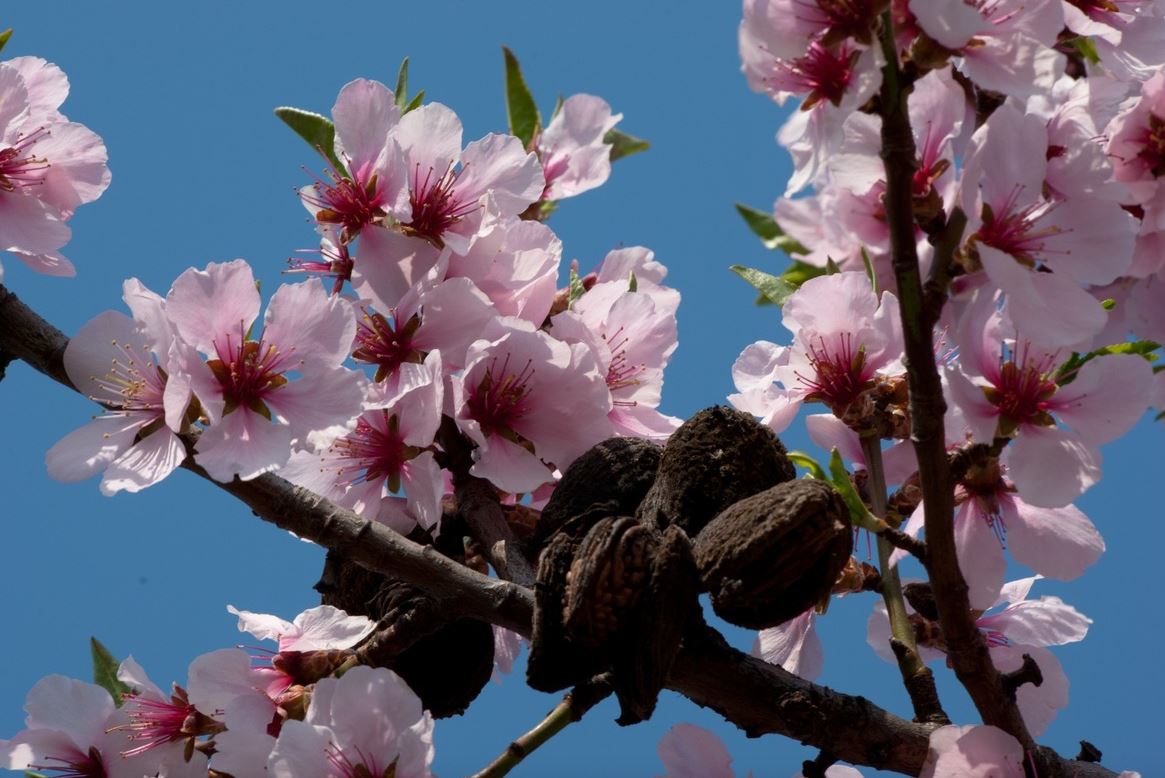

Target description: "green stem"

left=471, top=700, right=574, bottom=778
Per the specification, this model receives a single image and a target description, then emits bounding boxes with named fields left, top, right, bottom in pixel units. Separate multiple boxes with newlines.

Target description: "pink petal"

left=331, top=78, right=401, bottom=172
left=263, top=366, right=365, bottom=445
left=46, top=414, right=140, bottom=483
left=471, top=434, right=555, bottom=494
left=920, top=724, right=1025, bottom=778
left=262, top=278, right=357, bottom=370
left=403, top=451, right=444, bottom=531
left=1053, top=353, right=1151, bottom=445
left=1008, top=426, right=1100, bottom=507
left=0, top=190, right=71, bottom=256
left=166, top=260, right=261, bottom=354
left=753, top=609, right=823, bottom=681
left=456, top=132, right=544, bottom=219
left=33, top=121, right=111, bottom=214
left=5, top=56, right=69, bottom=117
left=657, top=723, right=734, bottom=778
left=100, top=428, right=185, bottom=495
left=24, top=676, right=115, bottom=749
left=909, top=0, right=983, bottom=49
left=409, top=278, right=496, bottom=369
left=391, top=101, right=463, bottom=176
left=955, top=499, right=1007, bottom=611
left=288, top=605, right=375, bottom=651
left=195, top=409, right=294, bottom=482
left=984, top=596, right=1091, bottom=647
left=351, top=227, right=445, bottom=310
left=991, top=644, right=1068, bottom=737
left=1003, top=494, right=1104, bottom=582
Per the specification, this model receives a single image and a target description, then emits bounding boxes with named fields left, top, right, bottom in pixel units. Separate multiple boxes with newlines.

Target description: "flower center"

left=982, top=346, right=1059, bottom=436
left=352, top=310, right=425, bottom=383
left=1137, top=113, right=1165, bottom=178
left=777, top=42, right=859, bottom=109
left=795, top=333, right=871, bottom=413
left=328, top=412, right=419, bottom=494
left=110, top=688, right=221, bottom=758
left=87, top=339, right=168, bottom=415
left=288, top=240, right=353, bottom=296
left=0, top=126, right=51, bottom=192
left=466, top=356, right=534, bottom=439
left=208, top=327, right=295, bottom=417
left=302, top=165, right=386, bottom=244
left=30, top=747, right=108, bottom=778
left=974, top=188, right=1064, bottom=265
left=603, top=326, right=646, bottom=406
left=811, top=0, right=879, bottom=45
left=406, top=162, right=478, bottom=242
left=326, top=743, right=398, bottom=778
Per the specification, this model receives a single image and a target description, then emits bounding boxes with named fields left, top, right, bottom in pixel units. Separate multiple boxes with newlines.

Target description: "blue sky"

left=1, top=3, right=1161, bottom=776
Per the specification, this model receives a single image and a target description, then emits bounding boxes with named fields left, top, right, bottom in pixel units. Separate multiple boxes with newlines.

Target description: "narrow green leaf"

left=394, top=57, right=410, bottom=110
left=502, top=46, right=541, bottom=148
left=1057, top=340, right=1161, bottom=385
left=403, top=90, right=425, bottom=115
left=825, top=257, right=841, bottom=274
left=861, top=247, right=878, bottom=298
left=1067, top=36, right=1100, bottom=65
left=274, top=107, right=348, bottom=178
left=0, top=29, right=13, bottom=56
left=628, top=271, right=638, bottom=293
left=1156, top=410, right=1165, bottom=421
left=828, top=448, right=881, bottom=531
left=568, top=266, right=586, bottom=303
left=552, top=93, right=564, bottom=119
left=90, top=637, right=130, bottom=706
left=781, top=260, right=827, bottom=287
left=25, top=772, right=49, bottom=778
left=788, top=451, right=826, bottom=481
left=734, top=203, right=810, bottom=254
left=730, top=265, right=798, bottom=308
left=604, top=128, right=649, bottom=162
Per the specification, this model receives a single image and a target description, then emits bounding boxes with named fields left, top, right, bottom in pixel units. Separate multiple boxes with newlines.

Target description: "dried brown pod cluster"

left=529, top=406, right=851, bottom=725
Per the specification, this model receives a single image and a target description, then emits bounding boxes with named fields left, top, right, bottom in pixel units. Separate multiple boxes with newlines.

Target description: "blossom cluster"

left=0, top=605, right=437, bottom=777
left=0, top=53, right=110, bottom=281
left=688, top=0, right=1165, bottom=773
left=45, top=78, right=680, bottom=540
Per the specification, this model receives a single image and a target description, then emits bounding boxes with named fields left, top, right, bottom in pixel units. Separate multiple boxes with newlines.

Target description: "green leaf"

left=0, top=29, right=13, bottom=56
left=861, top=246, right=878, bottom=298
left=403, top=90, right=425, bottom=115
left=25, top=772, right=49, bottom=778
left=502, top=46, right=541, bottom=148
left=730, top=265, right=798, bottom=308
left=734, top=203, right=809, bottom=254
left=788, top=451, right=826, bottom=481
left=274, top=107, right=348, bottom=178
left=825, top=257, right=841, bottom=274
left=628, top=271, right=638, bottom=293
left=1067, top=35, right=1100, bottom=65
left=1156, top=410, right=1165, bottom=422
left=1101, top=297, right=1115, bottom=310
left=551, top=93, right=564, bottom=119
left=1057, top=340, right=1161, bottom=385
left=91, top=637, right=130, bottom=706
left=394, top=57, right=410, bottom=110
left=568, top=266, right=586, bottom=303
left=828, top=448, right=881, bottom=532
left=605, top=128, right=649, bottom=162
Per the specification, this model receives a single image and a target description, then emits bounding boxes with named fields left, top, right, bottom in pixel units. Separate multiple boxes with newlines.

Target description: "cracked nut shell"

left=693, top=479, right=852, bottom=630
left=637, top=406, right=796, bottom=537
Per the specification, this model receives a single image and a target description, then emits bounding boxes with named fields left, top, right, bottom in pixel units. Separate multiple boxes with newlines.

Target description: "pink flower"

left=919, top=725, right=1027, bottom=778
left=282, top=352, right=446, bottom=530
left=0, top=57, right=110, bottom=279
left=46, top=278, right=195, bottom=495
left=299, top=79, right=410, bottom=244
left=165, top=260, right=365, bottom=482
left=266, top=665, right=434, bottom=778
left=868, top=576, right=1089, bottom=736
left=730, top=272, right=903, bottom=433
left=389, top=103, right=544, bottom=253
left=1108, top=71, right=1165, bottom=234
left=945, top=291, right=1152, bottom=506
left=551, top=275, right=682, bottom=441
left=537, top=94, right=622, bottom=200
left=657, top=723, right=735, bottom=778
left=753, top=609, right=823, bottom=681
left=452, top=318, right=612, bottom=493
left=446, top=219, right=561, bottom=327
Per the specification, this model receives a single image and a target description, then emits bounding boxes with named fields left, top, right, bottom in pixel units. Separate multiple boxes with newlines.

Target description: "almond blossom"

left=945, top=291, right=1152, bottom=506
left=0, top=56, right=110, bottom=279
left=536, top=93, right=622, bottom=200
left=730, top=271, right=903, bottom=433
left=165, top=259, right=366, bottom=482
left=266, top=665, right=434, bottom=778
left=1108, top=70, right=1165, bottom=234
left=46, top=279, right=195, bottom=495
left=451, top=317, right=612, bottom=493
left=868, top=577, right=1090, bottom=736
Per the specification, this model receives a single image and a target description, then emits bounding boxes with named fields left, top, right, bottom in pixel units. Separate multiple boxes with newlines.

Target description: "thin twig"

left=876, top=11, right=1040, bottom=759
left=471, top=674, right=614, bottom=778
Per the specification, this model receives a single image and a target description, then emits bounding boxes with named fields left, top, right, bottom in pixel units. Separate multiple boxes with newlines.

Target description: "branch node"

left=1001, top=653, right=1044, bottom=700
left=801, top=750, right=837, bottom=778
left=889, top=638, right=950, bottom=725
left=1076, top=741, right=1103, bottom=763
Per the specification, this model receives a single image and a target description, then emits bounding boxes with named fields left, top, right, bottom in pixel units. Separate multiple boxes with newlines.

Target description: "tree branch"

left=0, top=281, right=1119, bottom=778
left=875, top=13, right=1040, bottom=760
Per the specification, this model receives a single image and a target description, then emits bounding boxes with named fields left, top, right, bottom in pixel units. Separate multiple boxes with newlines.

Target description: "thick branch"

left=875, top=15, right=1037, bottom=756
left=0, top=282, right=1119, bottom=778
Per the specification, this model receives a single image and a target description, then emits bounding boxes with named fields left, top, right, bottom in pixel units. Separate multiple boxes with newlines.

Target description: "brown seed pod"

left=534, top=437, right=662, bottom=548
left=693, top=479, right=852, bottom=630
left=563, top=516, right=656, bottom=651
left=637, top=406, right=796, bottom=537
